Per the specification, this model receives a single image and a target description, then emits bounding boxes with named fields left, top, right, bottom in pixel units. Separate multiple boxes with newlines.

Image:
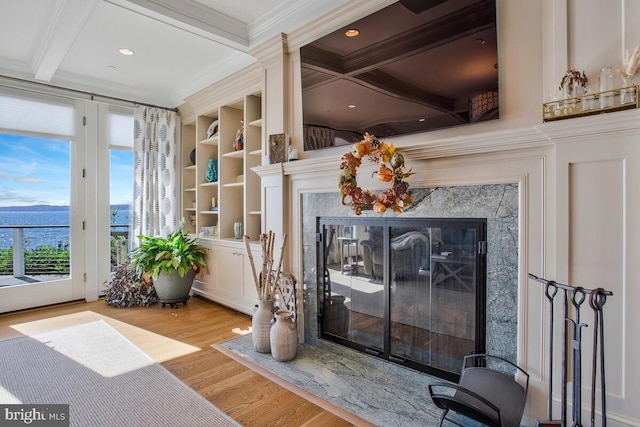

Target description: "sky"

left=0, top=133, right=133, bottom=207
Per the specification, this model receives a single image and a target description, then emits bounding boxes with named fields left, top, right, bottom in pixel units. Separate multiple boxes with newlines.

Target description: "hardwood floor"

left=0, top=296, right=355, bottom=427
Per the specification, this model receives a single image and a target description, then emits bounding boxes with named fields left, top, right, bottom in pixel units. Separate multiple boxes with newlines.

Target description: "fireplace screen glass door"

left=319, top=218, right=486, bottom=380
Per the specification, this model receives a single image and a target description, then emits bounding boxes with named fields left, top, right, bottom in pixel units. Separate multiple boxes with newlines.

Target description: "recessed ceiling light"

left=475, top=38, right=486, bottom=45
left=418, top=118, right=426, bottom=122
left=118, top=48, right=135, bottom=56
left=348, top=104, right=357, bottom=109
left=107, top=65, right=116, bottom=69
left=345, top=29, right=360, bottom=37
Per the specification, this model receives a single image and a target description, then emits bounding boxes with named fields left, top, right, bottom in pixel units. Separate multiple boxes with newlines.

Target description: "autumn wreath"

left=339, top=133, right=415, bottom=215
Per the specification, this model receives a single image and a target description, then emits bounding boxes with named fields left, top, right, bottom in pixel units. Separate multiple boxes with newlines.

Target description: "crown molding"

left=109, top=0, right=249, bottom=49
left=174, top=52, right=257, bottom=103
left=179, top=62, right=263, bottom=121
left=249, top=33, right=288, bottom=64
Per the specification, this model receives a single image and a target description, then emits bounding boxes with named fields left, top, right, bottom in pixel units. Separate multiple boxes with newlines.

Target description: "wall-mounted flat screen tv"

left=300, top=0, right=499, bottom=151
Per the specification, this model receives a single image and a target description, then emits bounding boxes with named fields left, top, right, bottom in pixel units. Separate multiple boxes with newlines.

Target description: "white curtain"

left=132, top=106, right=180, bottom=243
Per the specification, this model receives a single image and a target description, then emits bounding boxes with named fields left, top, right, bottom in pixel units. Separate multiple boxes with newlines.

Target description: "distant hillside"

left=0, top=204, right=130, bottom=212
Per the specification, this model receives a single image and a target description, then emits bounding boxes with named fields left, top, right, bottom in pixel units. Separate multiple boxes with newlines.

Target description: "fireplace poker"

left=589, top=288, right=608, bottom=427
left=561, top=287, right=569, bottom=426
left=568, top=287, right=588, bottom=427
left=545, top=280, right=559, bottom=421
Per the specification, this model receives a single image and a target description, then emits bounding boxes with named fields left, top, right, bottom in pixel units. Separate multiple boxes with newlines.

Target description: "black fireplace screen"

left=318, top=217, right=487, bottom=381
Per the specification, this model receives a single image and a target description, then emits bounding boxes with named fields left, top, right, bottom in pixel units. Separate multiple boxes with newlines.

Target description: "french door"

left=0, top=92, right=86, bottom=313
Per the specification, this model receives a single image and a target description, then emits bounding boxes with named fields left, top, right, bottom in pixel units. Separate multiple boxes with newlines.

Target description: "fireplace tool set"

left=529, top=273, right=613, bottom=427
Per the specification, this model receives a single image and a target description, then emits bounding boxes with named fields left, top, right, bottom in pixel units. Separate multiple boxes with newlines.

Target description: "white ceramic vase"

left=270, top=310, right=297, bottom=362
left=252, top=299, right=276, bottom=353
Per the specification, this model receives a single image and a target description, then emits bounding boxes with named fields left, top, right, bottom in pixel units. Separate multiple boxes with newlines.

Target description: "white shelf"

left=185, top=165, right=196, bottom=171
left=185, top=208, right=196, bottom=212
left=185, top=187, right=196, bottom=192
left=223, top=150, right=244, bottom=159
left=248, top=118, right=262, bottom=127
left=249, top=149, right=261, bottom=157
left=249, top=210, right=262, bottom=215
left=200, top=210, right=219, bottom=215
left=200, top=136, right=219, bottom=146
left=200, top=182, right=219, bottom=187
left=222, top=182, right=244, bottom=188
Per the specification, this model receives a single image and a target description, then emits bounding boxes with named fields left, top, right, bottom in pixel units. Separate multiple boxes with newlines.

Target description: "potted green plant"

left=129, top=223, right=207, bottom=307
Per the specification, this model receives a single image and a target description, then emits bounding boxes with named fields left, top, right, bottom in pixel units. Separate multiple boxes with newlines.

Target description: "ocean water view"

left=0, top=206, right=131, bottom=250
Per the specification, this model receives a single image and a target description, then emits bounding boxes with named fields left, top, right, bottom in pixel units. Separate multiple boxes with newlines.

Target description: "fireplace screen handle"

left=389, top=355, right=407, bottom=364
left=364, top=347, right=383, bottom=356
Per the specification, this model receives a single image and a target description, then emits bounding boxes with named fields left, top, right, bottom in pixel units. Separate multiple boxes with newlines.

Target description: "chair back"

left=458, top=367, right=526, bottom=427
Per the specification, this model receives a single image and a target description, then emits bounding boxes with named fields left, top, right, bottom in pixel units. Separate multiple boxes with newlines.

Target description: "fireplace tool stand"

left=529, top=273, right=613, bottom=427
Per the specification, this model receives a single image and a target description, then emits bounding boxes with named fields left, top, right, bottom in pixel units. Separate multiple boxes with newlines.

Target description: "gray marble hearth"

left=219, top=334, right=485, bottom=426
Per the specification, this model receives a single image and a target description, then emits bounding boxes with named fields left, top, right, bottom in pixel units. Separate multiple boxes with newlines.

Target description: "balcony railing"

left=0, top=224, right=130, bottom=279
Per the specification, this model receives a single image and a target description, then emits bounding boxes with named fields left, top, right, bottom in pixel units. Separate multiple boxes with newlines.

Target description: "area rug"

left=215, top=335, right=445, bottom=427
left=0, top=320, right=239, bottom=426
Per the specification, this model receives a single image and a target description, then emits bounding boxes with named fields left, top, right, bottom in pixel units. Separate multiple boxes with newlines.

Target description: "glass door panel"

left=388, top=226, right=432, bottom=366
left=0, top=133, right=82, bottom=312
left=322, top=224, right=385, bottom=351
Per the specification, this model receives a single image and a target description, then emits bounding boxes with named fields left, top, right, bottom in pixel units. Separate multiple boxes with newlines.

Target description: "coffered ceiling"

left=0, top=0, right=348, bottom=107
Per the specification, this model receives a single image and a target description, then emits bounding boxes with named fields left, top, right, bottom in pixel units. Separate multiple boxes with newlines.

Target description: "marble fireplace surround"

left=301, top=183, right=520, bottom=366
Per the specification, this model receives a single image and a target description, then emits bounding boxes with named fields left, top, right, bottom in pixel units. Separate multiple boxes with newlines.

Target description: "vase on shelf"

left=252, top=299, right=276, bottom=353
left=206, top=158, right=217, bottom=182
left=599, top=67, right=615, bottom=108
left=620, top=75, right=637, bottom=104
left=270, top=310, right=297, bottom=362
left=234, top=222, right=243, bottom=239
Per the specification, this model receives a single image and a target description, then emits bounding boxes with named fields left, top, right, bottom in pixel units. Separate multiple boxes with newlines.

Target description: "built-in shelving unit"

left=180, top=94, right=262, bottom=241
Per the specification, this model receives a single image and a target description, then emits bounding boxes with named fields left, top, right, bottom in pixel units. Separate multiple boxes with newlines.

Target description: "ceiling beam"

left=32, top=0, right=99, bottom=82
left=115, top=0, right=250, bottom=50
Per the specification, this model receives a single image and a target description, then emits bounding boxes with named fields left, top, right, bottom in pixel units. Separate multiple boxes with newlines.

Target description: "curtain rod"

left=0, top=74, right=178, bottom=112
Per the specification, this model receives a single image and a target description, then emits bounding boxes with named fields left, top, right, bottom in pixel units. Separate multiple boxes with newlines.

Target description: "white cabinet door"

left=213, top=244, right=242, bottom=304
left=192, top=240, right=264, bottom=315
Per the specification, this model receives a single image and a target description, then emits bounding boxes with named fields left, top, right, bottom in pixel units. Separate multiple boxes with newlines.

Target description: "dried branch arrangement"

left=559, top=69, right=588, bottom=93
left=244, top=231, right=288, bottom=301
left=622, top=45, right=640, bottom=77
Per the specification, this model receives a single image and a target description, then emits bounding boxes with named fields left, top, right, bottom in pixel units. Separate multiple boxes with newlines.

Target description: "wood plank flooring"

left=0, top=296, right=355, bottom=427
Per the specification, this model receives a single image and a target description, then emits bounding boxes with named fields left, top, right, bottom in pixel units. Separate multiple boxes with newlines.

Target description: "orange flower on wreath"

left=339, top=133, right=415, bottom=215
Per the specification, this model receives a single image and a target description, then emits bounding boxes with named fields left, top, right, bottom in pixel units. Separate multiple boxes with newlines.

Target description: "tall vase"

left=270, top=310, right=298, bottom=362
left=252, top=299, right=276, bottom=353
left=206, top=158, right=218, bottom=182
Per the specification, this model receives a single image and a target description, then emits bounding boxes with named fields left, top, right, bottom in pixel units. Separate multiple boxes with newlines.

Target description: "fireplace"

left=317, top=217, right=487, bottom=381
left=302, top=184, right=519, bottom=382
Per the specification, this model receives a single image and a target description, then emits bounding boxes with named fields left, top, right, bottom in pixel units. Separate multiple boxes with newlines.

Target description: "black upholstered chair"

left=428, top=354, right=529, bottom=427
